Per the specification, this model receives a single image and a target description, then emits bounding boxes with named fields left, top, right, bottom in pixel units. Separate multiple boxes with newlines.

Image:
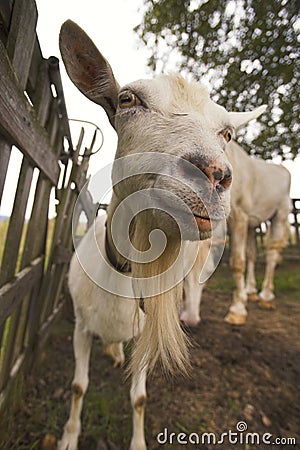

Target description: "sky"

left=1, top=0, right=299, bottom=218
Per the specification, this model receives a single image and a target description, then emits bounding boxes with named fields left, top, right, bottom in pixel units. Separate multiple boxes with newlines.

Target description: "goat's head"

left=59, top=20, right=266, bottom=242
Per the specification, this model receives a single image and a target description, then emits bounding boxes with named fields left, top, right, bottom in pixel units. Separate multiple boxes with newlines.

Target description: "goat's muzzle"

left=175, top=154, right=231, bottom=236
left=178, top=154, right=232, bottom=191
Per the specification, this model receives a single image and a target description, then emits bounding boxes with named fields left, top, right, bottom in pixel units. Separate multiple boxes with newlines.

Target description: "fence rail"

left=0, top=0, right=95, bottom=421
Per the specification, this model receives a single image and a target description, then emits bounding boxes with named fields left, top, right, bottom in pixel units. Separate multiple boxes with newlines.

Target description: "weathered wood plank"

left=6, top=0, right=37, bottom=89
left=0, top=1, right=13, bottom=35
left=21, top=178, right=50, bottom=267
left=0, top=159, right=33, bottom=287
left=0, top=40, right=59, bottom=185
left=0, top=351, right=26, bottom=413
left=53, top=243, right=73, bottom=264
left=48, top=57, right=73, bottom=152
left=38, top=185, right=73, bottom=323
left=0, top=137, right=11, bottom=206
left=37, top=300, right=64, bottom=351
left=29, top=59, right=52, bottom=126
left=0, top=256, right=44, bottom=328
left=27, top=39, right=44, bottom=94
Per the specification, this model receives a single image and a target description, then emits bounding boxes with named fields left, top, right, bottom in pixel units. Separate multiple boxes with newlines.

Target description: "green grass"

left=272, top=270, right=300, bottom=294
left=0, top=220, right=9, bottom=266
left=227, top=396, right=240, bottom=413
left=208, top=250, right=300, bottom=299
left=207, top=259, right=235, bottom=293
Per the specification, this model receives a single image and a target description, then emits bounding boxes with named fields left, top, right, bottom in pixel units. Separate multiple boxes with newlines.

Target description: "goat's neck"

left=106, top=193, right=182, bottom=278
left=105, top=193, right=130, bottom=269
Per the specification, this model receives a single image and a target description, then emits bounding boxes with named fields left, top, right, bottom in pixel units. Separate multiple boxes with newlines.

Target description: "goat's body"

left=69, top=215, right=143, bottom=343
left=226, top=141, right=290, bottom=228
left=61, top=215, right=147, bottom=450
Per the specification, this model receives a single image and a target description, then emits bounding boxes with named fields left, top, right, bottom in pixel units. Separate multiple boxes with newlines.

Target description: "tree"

left=136, top=0, right=299, bottom=159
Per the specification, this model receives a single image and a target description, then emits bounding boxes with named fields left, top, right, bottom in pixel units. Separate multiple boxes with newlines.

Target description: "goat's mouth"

left=193, top=214, right=212, bottom=232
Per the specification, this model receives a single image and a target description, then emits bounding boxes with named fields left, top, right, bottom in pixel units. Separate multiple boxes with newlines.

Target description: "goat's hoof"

left=247, top=292, right=259, bottom=302
left=57, top=441, right=76, bottom=450
left=41, top=434, right=57, bottom=450
left=57, top=432, right=78, bottom=450
left=224, top=312, right=247, bottom=325
left=180, top=312, right=201, bottom=328
left=259, top=300, right=276, bottom=310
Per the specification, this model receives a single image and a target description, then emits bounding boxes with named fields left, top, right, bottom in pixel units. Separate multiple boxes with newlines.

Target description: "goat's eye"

left=118, top=91, right=141, bottom=108
left=221, top=128, right=232, bottom=143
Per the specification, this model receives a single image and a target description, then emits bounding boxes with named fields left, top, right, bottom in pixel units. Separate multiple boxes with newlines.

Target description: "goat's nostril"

left=180, top=155, right=232, bottom=190
left=219, top=168, right=232, bottom=190
left=212, top=169, right=224, bottom=182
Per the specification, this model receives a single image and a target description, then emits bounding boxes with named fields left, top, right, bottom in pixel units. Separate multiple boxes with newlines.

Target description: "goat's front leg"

left=58, top=320, right=92, bottom=450
left=180, top=240, right=210, bottom=327
left=181, top=273, right=205, bottom=327
left=245, top=228, right=259, bottom=301
left=225, top=211, right=248, bottom=325
left=129, top=365, right=147, bottom=450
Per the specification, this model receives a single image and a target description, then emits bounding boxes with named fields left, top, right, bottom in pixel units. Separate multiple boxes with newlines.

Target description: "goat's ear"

left=229, top=105, right=267, bottom=130
left=59, top=20, right=120, bottom=128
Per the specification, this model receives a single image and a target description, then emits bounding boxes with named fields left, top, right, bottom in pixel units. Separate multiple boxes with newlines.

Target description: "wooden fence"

left=0, top=0, right=98, bottom=420
left=290, top=198, right=300, bottom=245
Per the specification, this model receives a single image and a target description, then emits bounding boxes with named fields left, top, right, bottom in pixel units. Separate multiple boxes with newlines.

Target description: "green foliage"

left=136, top=0, right=299, bottom=159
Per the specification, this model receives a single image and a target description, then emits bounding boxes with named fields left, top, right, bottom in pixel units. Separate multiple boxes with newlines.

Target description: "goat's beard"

left=129, top=213, right=190, bottom=376
left=129, top=210, right=182, bottom=272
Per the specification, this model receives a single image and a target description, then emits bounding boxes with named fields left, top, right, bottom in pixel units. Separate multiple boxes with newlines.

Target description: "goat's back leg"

left=103, top=342, right=125, bottom=367
left=58, top=320, right=92, bottom=450
left=129, top=365, right=147, bottom=450
left=259, top=213, right=288, bottom=308
left=246, top=228, right=259, bottom=301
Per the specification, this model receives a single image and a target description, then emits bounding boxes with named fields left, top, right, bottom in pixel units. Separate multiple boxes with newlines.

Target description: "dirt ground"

left=1, top=251, right=299, bottom=450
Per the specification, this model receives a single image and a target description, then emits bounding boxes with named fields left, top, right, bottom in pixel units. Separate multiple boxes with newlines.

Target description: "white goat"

left=58, top=20, right=266, bottom=450
left=181, top=141, right=291, bottom=327
left=224, top=141, right=291, bottom=324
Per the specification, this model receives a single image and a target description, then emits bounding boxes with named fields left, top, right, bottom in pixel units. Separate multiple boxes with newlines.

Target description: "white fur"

left=225, top=141, right=290, bottom=322
left=58, top=20, right=268, bottom=450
